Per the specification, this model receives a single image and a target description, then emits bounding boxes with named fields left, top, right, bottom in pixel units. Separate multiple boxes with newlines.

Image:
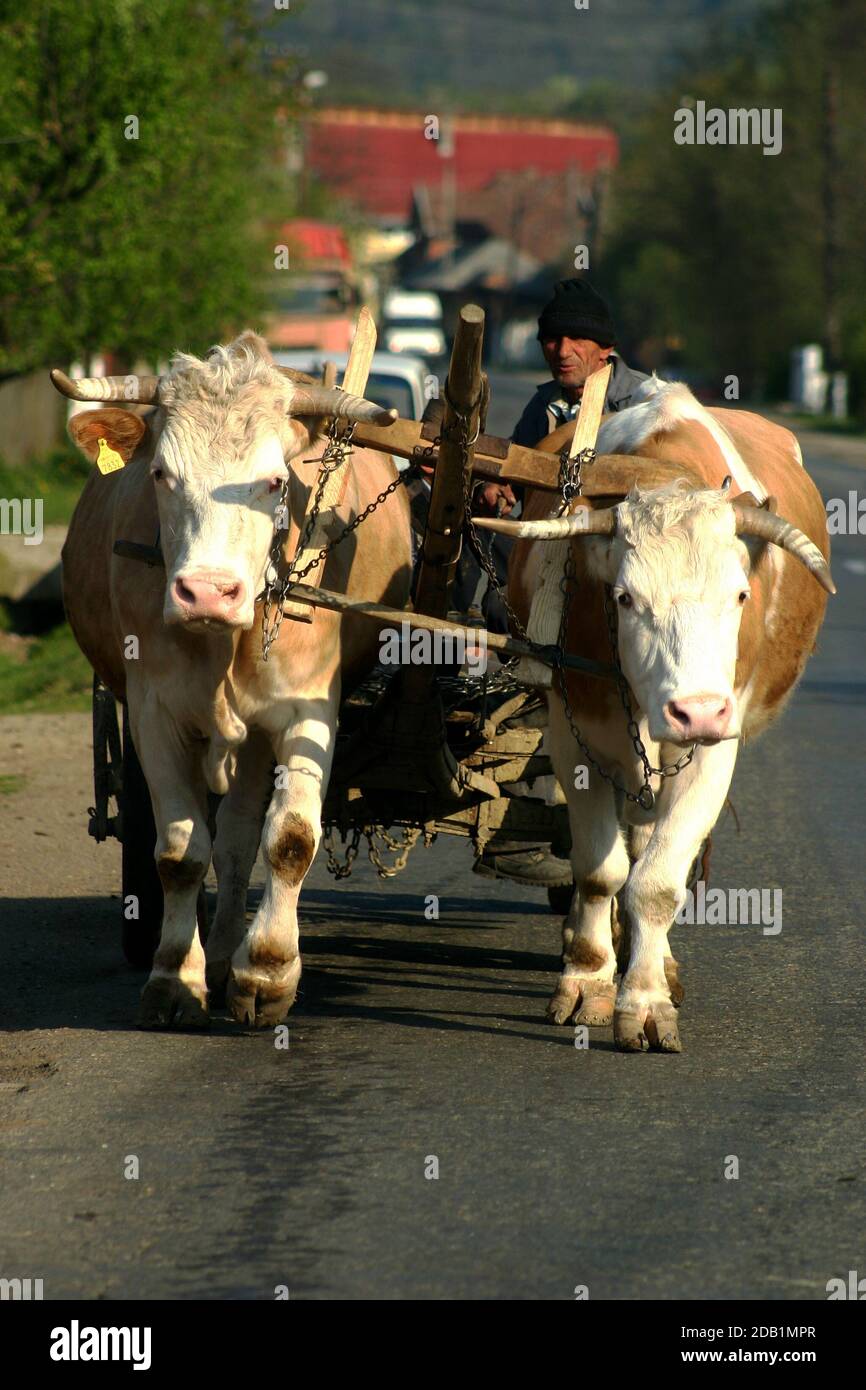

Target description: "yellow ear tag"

left=96, top=437, right=125, bottom=475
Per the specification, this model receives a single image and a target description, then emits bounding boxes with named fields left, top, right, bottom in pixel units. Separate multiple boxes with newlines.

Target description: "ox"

left=57, top=333, right=411, bottom=1028
left=477, top=379, right=834, bottom=1052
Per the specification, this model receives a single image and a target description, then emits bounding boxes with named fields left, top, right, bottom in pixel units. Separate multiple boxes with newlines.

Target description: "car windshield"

left=364, top=373, right=418, bottom=420
left=386, top=318, right=442, bottom=331
left=268, top=284, right=356, bottom=315
left=276, top=366, right=420, bottom=420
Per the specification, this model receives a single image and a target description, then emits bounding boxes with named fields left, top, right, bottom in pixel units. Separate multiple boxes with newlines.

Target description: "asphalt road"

left=1, top=397, right=864, bottom=1301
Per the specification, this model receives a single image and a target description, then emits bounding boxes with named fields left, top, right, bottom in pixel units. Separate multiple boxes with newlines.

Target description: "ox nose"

left=171, top=571, right=246, bottom=624
left=664, top=694, right=733, bottom=743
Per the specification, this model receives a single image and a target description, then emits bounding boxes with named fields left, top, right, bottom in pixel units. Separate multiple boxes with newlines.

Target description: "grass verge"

left=0, top=448, right=89, bottom=527
left=0, top=619, right=92, bottom=713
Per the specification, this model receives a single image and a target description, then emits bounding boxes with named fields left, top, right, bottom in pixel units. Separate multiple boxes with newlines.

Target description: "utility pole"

left=821, top=56, right=842, bottom=371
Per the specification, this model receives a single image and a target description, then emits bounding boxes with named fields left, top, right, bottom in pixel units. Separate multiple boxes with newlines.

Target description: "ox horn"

left=278, top=373, right=396, bottom=427
left=733, top=501, right=836, bottom=595
left=473, top=507, right=618, bottom=540
left=50, top=368, right=162, bottom=403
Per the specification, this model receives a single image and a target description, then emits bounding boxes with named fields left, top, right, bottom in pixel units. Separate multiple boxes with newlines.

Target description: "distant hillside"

left=271, top=0, right=767, bottom=109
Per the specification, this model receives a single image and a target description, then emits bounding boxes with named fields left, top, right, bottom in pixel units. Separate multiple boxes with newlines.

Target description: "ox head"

left=477, top=482, right=835, bottom=747
left=53, top=333, right=395, bottom=631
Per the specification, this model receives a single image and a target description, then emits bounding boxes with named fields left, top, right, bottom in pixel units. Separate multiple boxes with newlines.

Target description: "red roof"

left=306, top=108, right=618, bottom=221
left=276, top=219, right=352, bottom=267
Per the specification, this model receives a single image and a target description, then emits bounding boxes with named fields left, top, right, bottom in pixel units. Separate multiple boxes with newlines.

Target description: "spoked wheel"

left=120, top=706, right=162, bottom=968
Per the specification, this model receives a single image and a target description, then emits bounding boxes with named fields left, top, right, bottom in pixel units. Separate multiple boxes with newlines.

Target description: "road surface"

left=1, top=391, right=864, bottom=1300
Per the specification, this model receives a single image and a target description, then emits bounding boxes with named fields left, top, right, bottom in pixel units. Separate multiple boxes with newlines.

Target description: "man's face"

left=541, top=335, right=613, bottom=395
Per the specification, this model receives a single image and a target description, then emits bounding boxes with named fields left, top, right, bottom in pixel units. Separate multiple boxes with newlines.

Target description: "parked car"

left=381, top=289, right=446, bottom=360
left=262, top=219, right=363, bottom=353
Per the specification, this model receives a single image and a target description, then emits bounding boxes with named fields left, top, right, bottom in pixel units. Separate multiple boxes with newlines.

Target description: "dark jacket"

left=511, top=354, right=650, bottom=447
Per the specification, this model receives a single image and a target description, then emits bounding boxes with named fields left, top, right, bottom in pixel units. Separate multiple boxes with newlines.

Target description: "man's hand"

left=473, top=482, right=516, bottom=518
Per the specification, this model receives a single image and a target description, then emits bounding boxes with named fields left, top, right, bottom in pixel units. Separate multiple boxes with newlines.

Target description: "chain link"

left=322, top=824, right=361, bottom=879
left=558, top=445, right=595, bottom=507
left=321, top=822, right=425, bottom=880
left=366, top=825, right=422, bottom=878
left=261, top=419, right=420, bottom=660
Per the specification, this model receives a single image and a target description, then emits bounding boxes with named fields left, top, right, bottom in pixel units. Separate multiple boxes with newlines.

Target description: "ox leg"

left=616, top=741, right=738, bottom=1053
left=613, top=822, right=686, bottom=999
left=132, top=704, right=212, bottom=1030
left=205, top=730, right=274, bottom=1003
left=227, top=702, right=335, bottom=1028
left=546, top=698, right=630, bottom=1026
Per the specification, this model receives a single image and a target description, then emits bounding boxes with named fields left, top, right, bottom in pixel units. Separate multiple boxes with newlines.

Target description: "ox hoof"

left=614, top=1000, right=681, bottom=1054
left=227, top=958, right=301, bottom=1029
left=547, top=976, right=615, bottom=1027
left=137, top=976, right=209, bottom=1031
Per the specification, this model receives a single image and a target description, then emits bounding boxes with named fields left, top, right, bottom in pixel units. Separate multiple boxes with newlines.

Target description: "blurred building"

left=306, top=108, right=616, bottom=236
left=303, top=108, right=618, bottom=362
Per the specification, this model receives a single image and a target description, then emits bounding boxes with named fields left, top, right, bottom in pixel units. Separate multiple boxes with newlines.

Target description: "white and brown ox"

left=57, top=333, right=411, bottom=1028
left=478, top=379, right=834, bottom=1052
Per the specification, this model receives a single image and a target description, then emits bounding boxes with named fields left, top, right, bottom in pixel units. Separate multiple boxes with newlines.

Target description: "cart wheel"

left=547, top=882, right=575, bottom=916
left=120, top=707, right=162, bottom=969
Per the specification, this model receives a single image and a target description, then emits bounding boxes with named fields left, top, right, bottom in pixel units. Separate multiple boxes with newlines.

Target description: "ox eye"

left=268, top=476, right=284, bottom=494
left=738, top=589, right=750, bottom=604
left=151, top=467, right=164, bottom=482
left=617, top=591, right=633, bottom=609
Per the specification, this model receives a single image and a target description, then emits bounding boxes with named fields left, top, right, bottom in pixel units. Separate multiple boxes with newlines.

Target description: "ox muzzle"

left=166, top=569, right=250, bottom=629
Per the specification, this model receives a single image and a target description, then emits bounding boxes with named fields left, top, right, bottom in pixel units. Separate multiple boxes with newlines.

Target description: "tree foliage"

left=0, top=0, right=289, bottom=375
left=602, top=0, right=866, bottom=408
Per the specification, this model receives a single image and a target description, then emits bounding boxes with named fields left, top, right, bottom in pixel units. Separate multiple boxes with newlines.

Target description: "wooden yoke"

left=515, top=363, right=611, bottom=688
left=349, top=422, right=691, bottom=496
left=281, top=308, right=377, bottom=621
left=400, top=304, right=486, bottom=701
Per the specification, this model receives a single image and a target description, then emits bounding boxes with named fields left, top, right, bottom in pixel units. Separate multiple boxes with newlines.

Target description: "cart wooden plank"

left=516, top=362, right=610, bottom=686
left=283, top=581, right=616, bottom=678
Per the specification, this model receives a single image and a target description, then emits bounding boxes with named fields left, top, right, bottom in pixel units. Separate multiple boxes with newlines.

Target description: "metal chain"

left=261, top=420, right=421, bottom=660
left=262, top=419, right=354, bottom=659
left=366, top=825, right=422, bottom=878
left=321, top=822, right=423, bottom=880
left=322, top=824, right=361, bottom=879
left=558, top=445, right=595, bottom=508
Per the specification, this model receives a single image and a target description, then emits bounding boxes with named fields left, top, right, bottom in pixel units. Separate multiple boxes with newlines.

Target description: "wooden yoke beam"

left=349, top=419, right=691, bottom=497
left=410, top=303, right=485, bottom=620
left=400, top=303, right=485, bottom=703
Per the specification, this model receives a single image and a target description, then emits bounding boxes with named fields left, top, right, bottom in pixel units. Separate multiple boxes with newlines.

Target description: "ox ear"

left=735, top=492, right=776, bottom=512
left=68, top=407, right=149, bottom=465
left=285, top=414, right=327, bottom=456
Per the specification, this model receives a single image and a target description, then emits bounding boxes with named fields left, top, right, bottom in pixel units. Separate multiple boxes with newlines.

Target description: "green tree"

left=602, top=0, right=866, bottom=409
left=0, top=0, right=291, bottom=376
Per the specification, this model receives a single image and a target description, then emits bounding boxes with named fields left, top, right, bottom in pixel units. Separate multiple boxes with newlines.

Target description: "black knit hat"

left=537, top=278, right=616, bottom=346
